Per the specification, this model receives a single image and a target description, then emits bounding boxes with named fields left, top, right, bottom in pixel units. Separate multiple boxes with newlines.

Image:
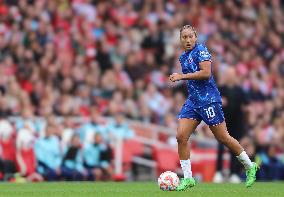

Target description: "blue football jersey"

left=179, top=43, right=222, bottom=108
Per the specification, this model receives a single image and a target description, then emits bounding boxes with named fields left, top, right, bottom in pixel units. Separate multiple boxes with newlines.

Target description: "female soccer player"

left=169, top=25, right=259, bottom=191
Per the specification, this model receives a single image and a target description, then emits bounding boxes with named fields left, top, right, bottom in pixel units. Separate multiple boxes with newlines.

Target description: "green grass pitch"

left=0, top=182, right=283, bottom=197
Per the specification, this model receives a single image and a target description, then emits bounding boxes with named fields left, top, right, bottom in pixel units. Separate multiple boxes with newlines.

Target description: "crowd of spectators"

left=0, top=0, right=283, bottom=181
left=0, top=107, right=134, bottom=181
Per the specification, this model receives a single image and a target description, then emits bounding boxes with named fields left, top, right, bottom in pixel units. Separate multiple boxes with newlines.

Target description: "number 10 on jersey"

left=204, top=107, right=215, bottom=119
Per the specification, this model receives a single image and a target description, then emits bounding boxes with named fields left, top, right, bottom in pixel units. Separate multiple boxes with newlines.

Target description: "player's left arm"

left=169, top=61, right=211, bottom=82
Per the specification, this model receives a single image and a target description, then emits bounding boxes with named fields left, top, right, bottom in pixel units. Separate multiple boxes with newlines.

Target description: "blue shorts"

left=178, top=102, right=224, bottom=126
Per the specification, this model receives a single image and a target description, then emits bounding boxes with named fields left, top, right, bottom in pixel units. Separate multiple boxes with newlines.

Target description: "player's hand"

left=169, top=73, right=183, bottom=82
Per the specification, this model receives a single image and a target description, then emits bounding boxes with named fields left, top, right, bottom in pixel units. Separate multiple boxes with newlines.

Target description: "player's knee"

left=176, top=133, right=188, bottom=144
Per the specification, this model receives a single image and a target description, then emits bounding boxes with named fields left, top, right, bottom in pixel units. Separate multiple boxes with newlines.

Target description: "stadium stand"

left=0, top=0, right=283, bottom=182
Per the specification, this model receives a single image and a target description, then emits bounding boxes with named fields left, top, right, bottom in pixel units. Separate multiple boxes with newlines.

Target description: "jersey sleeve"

left=178, top=55, right=183, bottom=64
left=196, top=44, right=212, bottom=63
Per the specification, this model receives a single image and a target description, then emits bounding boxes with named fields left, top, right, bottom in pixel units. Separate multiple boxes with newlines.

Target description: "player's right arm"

left=169, top=61, right=211, bottom=82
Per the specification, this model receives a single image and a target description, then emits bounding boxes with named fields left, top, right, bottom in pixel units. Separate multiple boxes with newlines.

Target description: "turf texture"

left=0, top=182, right=283, bottom=197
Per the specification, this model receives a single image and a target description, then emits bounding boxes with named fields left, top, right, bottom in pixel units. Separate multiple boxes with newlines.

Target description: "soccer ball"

left=158, top=171, right=180, bottom=191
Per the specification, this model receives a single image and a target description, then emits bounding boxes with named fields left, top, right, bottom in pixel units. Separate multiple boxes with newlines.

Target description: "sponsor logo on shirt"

left=199, top=50, right=210, bottom=58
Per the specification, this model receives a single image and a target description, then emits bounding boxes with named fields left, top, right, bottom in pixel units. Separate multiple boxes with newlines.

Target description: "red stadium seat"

left=152, top=147, right=179, bottom=176
left=113, top=139, right=144, bottom=181
left=122, top=139, right=144, bottom=165
left=123, top=139, right=144, bottom=157
left=191, top=148, right=217, bottom=182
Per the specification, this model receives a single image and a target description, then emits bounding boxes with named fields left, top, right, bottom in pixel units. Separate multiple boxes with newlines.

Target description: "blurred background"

left=0, top=0, right=283, bottom=183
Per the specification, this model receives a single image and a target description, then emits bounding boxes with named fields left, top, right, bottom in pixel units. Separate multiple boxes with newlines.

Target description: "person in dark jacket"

left=214, top=66, right=249, bottom=183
